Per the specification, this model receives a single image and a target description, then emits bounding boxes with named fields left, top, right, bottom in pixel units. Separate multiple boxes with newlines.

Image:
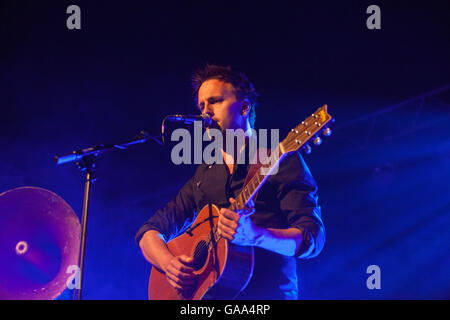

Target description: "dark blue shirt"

left=135, top=151, right=325, bottom=299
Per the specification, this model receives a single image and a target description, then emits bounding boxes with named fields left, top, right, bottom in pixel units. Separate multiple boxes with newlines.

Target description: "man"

left=135, top=64, right=325, bottom=299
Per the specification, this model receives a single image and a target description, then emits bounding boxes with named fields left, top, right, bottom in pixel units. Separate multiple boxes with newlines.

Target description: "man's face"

left=197, top=79, right=246, bottom=131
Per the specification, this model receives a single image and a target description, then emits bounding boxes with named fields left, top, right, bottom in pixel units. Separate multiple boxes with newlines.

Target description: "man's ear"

left=240, top=100, right=251, bottom=116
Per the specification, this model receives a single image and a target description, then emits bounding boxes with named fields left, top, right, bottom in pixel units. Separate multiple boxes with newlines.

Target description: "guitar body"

left=148, top=204, right=254, bottom=300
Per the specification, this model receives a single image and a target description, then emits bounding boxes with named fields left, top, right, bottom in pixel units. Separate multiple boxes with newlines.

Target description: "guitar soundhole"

left=193, top=240, right=209, bottom=271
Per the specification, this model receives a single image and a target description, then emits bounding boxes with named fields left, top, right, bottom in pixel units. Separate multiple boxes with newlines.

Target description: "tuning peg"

left=322, top=127, right=332, bottom=137
left=303, top=144, right=312, bottom=154
left=313, top=136, right=322, bottom=146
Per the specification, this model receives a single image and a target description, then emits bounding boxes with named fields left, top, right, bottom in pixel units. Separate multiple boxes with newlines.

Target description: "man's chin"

left=209, top=121, right=224, bottom=131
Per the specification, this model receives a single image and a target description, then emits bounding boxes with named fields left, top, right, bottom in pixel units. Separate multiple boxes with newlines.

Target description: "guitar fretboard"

left=229, top=105, right=333, bottom=213
left=230, top=147, right=286, bottom=212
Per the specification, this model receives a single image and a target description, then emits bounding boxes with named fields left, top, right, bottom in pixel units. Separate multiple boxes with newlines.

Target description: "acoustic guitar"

left=148, top=105, right=334, bottom=299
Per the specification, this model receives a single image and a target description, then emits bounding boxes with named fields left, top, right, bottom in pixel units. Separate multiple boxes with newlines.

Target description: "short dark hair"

left=191, top=64, right=258, bottom=128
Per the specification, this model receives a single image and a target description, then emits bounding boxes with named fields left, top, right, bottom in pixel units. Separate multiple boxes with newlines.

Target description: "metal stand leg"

left=73, top=157, right=96, bottom=300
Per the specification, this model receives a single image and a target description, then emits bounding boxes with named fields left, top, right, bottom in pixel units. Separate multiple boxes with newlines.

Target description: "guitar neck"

left=229, top=104, right=334, bottom=212
left=230, top=145, right=287, bottom=212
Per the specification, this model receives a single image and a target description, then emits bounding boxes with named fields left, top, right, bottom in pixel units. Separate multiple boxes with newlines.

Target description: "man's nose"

left=203, top=103, right=214, bottom=116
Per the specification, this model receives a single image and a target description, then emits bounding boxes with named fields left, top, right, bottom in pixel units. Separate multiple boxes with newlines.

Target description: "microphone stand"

left=54, top=130, right=163, bottom=300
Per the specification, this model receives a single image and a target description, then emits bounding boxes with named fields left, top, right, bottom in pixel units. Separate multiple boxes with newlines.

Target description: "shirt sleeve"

left=134, top=173, right=198, bottom=245
left=275, top=151, right=326, bottom=259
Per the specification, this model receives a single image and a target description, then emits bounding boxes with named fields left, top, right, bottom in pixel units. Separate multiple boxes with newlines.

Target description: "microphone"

left=166, top=114, right=213, bottom=127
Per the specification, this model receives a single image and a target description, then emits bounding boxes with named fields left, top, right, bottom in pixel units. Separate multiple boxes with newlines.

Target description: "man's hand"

left=218, top=198, right=262, bottom=246
left=163, top=255, right=197, bottom=294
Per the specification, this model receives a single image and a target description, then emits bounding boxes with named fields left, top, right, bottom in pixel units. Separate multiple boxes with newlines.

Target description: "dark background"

left=0, top=0, right=449, bottom=299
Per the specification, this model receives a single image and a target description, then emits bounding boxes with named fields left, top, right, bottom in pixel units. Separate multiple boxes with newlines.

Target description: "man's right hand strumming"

left=163, top=255, right=197, bottom=293
left=139, top=230, right=197, bottom=294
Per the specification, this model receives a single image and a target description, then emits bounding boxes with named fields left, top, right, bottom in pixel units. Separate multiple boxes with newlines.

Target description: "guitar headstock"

left=280, top=105, right=334, bottom=155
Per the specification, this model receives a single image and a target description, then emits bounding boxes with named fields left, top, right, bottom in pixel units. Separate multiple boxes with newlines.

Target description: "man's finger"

left=220, top=208, right=240, bottom=221
left=167, top=258, right=195, bottom=275
left=218, top=228, right=235, bottom=241
left=166, top=268, right=197, bottom=286
left=166, top=272, right=183, bottom=286
left=179, top=255, right=196, bottom=267
left=218, top=223, right=236, bottom=240
left=168, top=266, right=196, bottom=280
left=167, top=278, right=182, bottom=291
left=218, top=221, right=237, bottom=236
left=219, top=215, right=238, bottom=230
